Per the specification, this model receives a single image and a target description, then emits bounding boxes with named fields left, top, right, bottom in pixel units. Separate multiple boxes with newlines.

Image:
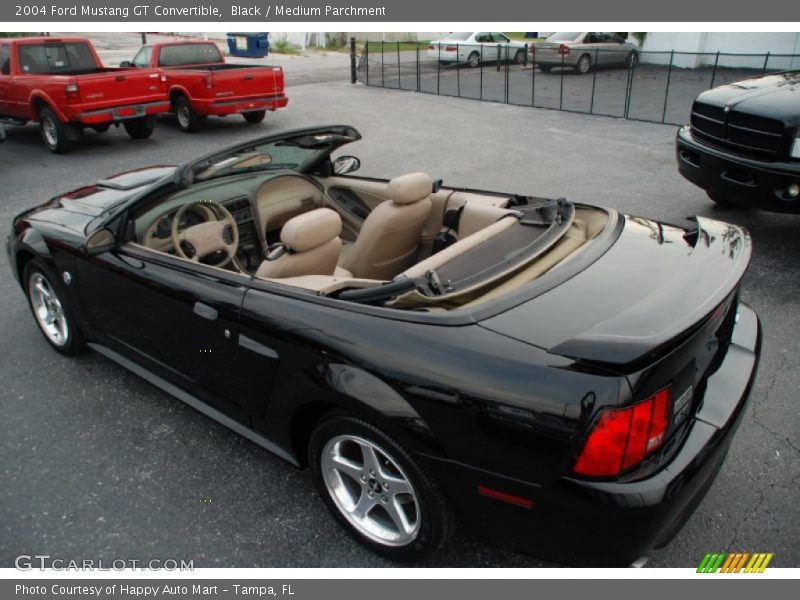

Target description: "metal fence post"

left=497, top=44, right=502, bottom=71
left=589, top=48, right=598, bottom=114
left=365, top=41, right=369, bottom=86
left=396, top=40, right=401, bottom=88
left=762, top=51, right=771, bottom=74
left=479, top=46, right=484, bottom=101
left=350, top=37, right=357, bottom=84
left=456, top=44, right=461, bottom=97
left=505, top=46, right=510, bottom=103
left=661, top=50, right=675, bottom=123
left=416, top=41, right=420, bottom=92
left=709, top=51, right=720, bottom=89
left=623, top=56, right=634, bottom=118
left=531, top=47, right=536, bottom=107
left=559, top=52, right=565, bottom=110
left=437, top=44, right=441, bottom=94
left=381, top=40, right=385, bottom=87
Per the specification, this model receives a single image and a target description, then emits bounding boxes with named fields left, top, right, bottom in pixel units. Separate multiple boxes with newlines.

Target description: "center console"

left=223, top=196, right=264, bottom=272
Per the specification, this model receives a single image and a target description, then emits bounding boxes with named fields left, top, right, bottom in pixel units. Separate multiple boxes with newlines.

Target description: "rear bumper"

left=427, top=303, right=761, bottom=566
left=677, top=126, right=800, bottom=213
left=194, top=94, right=288, bottom=116
left=74, top=100, right=170, bottom=125
left=534, top=54, right=580, bottom=67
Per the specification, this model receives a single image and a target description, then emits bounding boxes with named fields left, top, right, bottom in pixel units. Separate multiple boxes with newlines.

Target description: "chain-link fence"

left=353, top=41, right=800, bottom=126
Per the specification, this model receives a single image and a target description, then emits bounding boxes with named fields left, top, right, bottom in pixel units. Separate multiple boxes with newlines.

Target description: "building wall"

left=636, top=32, right=800, bottom=70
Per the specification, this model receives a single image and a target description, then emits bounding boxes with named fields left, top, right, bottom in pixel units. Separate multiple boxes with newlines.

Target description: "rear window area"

left=18, top=43, right=97, bottom=74
left=158, top=44, right=222, bottom=67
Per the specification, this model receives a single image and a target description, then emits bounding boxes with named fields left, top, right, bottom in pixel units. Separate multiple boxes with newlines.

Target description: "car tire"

left=123, top=117, right=155, bottom=140
left=38, top=107, right=73, bottom=154
left=513, top=49, right=526, bottom=64
left=242, top=110, right=266, bottom=125
left=626, top=51, right=639, bottom=68
left=174, top=95, right=202, bottom=132
left=24, top=258, right=85, bottom=356
left=576, top=54, right=592, bottom=74
left=467, top=51, right=481, bottom=68
left=308, top=412, right=454, bottom=562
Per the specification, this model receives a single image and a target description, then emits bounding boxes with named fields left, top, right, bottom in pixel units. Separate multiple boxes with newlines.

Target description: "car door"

left=76, top=242, right=262, bottom=423
left=474, top=32, right=497, bottom=63
left=492, top=33, right=513, bottom=62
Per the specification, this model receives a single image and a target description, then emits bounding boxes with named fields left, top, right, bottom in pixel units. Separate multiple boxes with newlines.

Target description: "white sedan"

left=427, top=32, right=529, bottom=67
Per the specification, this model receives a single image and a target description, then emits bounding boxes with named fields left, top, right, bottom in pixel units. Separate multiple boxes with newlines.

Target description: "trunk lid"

left=479, top=215, right=751, bottom=368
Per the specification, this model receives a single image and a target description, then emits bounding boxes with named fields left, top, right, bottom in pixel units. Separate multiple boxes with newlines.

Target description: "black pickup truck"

left=676, top=71, right=800, bottom=213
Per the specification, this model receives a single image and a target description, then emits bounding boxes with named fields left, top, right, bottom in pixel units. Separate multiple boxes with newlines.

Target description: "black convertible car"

left=7, top=125, right=761, bottom=566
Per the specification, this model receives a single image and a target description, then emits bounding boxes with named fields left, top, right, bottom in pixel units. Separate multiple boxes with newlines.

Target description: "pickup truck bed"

left=125, top=41, right=288, bottom=132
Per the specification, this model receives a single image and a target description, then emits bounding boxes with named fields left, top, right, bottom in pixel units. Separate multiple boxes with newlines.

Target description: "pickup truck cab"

left=0, top=37, right=169, bottom=153
left=677, top=70, right=800, bottom=213
left=122, top=41, right=288, bottom=132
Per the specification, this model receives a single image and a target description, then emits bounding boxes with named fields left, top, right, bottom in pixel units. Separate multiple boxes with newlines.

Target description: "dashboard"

left=138, top=172, right=327, bottom=273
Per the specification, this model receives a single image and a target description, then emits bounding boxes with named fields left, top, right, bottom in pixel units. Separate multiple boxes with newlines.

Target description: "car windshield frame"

left=180, top=125, right=362, bottom=185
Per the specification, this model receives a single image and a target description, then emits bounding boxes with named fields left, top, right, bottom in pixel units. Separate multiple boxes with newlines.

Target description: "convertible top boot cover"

left=342, top=172, right=433, bottom=280
left=256, top=208, right=343, bottom=279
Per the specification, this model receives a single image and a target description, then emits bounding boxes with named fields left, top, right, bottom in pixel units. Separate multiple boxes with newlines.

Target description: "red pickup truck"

left=0, top=37, right=170, bottom=153
left=121, top=41, right=288, bottom=132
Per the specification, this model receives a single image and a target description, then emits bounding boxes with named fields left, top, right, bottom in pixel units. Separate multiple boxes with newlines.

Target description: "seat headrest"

left=387, top=172, right=433, bottom=205
left=281, top=208, right=342, bottom=253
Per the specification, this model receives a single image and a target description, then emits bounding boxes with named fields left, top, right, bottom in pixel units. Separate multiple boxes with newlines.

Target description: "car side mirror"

left=85, top=228, right=116, bottom=256
left=333, top=155, right=361, bottom=175
left=120, top=60, right=133, bottom=68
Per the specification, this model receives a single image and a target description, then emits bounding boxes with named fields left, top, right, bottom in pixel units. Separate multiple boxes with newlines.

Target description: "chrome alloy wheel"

left=321, top=434, right=420, bottom=546
left=41, top=115, right=58, bottom=148
left=28, top=272, right=69, bottom=347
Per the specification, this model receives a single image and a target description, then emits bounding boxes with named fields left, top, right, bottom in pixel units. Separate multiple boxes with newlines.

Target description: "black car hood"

left=696, top=71, right=800, bottom=125
left=23, top=166, right=176, bottom=235
left=479, top=215, right=751, bottom=366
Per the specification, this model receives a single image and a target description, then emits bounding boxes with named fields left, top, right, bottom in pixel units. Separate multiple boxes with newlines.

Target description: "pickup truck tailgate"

left=209, top=65, right=284, bottom=99
left=75, top=69, right=165, bottom=112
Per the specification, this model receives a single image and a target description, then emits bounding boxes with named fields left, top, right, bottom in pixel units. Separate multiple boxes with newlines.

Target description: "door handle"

left=193, top=302, right=218, bottom=321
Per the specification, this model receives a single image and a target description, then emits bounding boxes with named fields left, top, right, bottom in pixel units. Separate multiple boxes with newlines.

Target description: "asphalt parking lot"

left=1, top=77, right=798, bottom=568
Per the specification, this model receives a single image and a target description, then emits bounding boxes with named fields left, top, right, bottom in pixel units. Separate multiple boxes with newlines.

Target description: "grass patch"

left=271, top=38, right=301, bottom=55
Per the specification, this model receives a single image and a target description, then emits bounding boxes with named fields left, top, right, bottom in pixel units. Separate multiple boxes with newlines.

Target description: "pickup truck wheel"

left=174, top=96, right=202, bottom=132
left=243, top=110, right=266, bottom=125
left=309, top=412, right=454, bottom=561
left=124, top=117, right=154, bottom=140
left=39, top=107, right=72, bottom=154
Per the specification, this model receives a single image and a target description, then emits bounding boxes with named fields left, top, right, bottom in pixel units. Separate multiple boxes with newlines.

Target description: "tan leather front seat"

left=341, top=172, right=433, bottom=280
left=256, top=208, right=343, bottom=279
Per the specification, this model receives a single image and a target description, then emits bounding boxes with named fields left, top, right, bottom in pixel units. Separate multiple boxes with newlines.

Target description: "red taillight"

left=428, top=45, right=435, bottom=51
left=573, top=386, right=672, bottom=477
left=559, top=44, right=571, bottom=55
left=204, top=75, right=214, bottom=89
left=445, top=45, right=457, bottom=52
left=65, top=83, right=81, bottom=104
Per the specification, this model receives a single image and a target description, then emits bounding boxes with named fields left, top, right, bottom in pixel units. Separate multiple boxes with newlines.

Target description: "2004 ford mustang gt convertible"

left=7, top=125, right=761, bottom=566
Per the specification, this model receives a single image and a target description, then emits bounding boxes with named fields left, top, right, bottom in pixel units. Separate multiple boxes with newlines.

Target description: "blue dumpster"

left=226, top=33, right=270, bottom=58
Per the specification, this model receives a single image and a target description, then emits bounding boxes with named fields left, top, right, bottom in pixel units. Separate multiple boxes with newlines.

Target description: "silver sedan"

left=532, top=32, right=639, bottom=74
left=427, top=32, right=529, bottom=68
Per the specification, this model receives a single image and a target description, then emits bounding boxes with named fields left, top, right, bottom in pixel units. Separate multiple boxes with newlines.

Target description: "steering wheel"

left=171, top=200, right=239, bottom=267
